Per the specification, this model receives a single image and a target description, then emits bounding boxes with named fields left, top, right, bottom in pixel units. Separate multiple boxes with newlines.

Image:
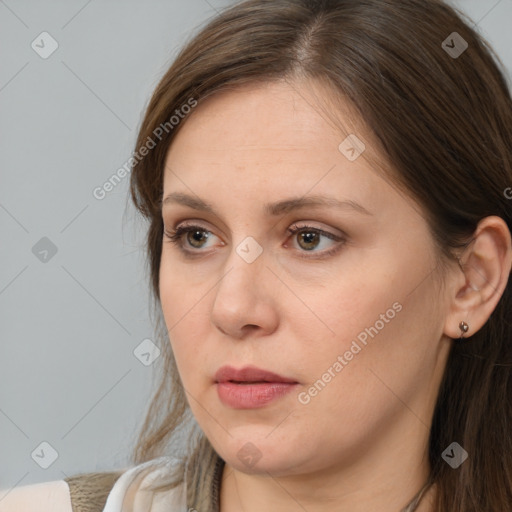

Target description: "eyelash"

left=163, top=222, right=346, bottom=260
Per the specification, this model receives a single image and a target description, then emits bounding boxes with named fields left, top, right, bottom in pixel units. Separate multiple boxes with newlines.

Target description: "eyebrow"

left=161, top=192, right=373, bottom=216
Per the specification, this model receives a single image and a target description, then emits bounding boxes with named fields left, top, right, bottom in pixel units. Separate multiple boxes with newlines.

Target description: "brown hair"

left=126, top=0, right=512, bottom=510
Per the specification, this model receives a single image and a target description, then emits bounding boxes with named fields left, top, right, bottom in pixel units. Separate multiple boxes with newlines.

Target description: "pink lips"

left=214, top=365, right=299, bottom=409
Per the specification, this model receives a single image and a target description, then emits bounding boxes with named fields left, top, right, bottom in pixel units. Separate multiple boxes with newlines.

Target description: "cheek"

left=159, top=260, right=210, bottom=383
left=290, top=269, right=398, bottom=362
left=292, top=255, right=435, bottom=403
left=159, top=252, right=210, bottom=326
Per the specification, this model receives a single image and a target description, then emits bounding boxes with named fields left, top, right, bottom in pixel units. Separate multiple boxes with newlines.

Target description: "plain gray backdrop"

left=1, top=0, right=511, bottom=491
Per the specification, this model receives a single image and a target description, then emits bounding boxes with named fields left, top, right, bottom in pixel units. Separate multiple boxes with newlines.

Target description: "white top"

left=0, top=456, right=187, bottom=512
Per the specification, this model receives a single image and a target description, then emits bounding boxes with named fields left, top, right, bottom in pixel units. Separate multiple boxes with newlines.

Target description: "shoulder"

left=64, top=470, right=125, bottom=512
left=0, top=457, right=186, bottom=512
left=0, top=472, right=124, bottom=512
left=0, top=479, right=72, bottom=512
left=108, top=456, right=187, bottom=511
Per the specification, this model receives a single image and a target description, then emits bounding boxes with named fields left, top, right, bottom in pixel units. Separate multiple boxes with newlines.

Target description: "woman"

left=2, top=0, right=511, bottom=510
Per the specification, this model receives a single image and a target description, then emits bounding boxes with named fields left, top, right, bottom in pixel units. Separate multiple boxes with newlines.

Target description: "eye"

left=163, top=221, right=346, bottom=259
left=164, top=223, right=218, bottom=253
left=286, top=223, right=345, bottom=259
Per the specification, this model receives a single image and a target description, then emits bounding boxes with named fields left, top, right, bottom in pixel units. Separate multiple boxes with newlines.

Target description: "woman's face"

left=159, top=79, right=452, bottom=478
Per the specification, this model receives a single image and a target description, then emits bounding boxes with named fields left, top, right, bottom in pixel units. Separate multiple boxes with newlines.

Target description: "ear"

left=443, top=215, right=512, bottom=339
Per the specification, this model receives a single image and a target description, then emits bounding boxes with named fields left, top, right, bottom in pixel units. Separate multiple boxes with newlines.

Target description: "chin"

left=215, top=433, right=309, bottom=476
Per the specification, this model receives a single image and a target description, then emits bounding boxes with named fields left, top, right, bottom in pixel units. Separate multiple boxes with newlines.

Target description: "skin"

left=158, top=78, right=512, bottom=512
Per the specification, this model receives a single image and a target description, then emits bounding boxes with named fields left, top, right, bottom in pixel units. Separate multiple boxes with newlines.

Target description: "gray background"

left=0, top=0, right=511, bottom=491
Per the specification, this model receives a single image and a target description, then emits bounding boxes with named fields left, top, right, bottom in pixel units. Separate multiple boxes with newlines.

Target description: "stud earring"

left=459, top=321, right=469, bottom=339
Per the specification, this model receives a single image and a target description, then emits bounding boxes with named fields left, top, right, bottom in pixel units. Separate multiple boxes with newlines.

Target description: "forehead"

left=164, top=79, right=378, bottom=181
left=167, top=79, right=366, bottom=155
left=160, top=79, right=419, bottom=223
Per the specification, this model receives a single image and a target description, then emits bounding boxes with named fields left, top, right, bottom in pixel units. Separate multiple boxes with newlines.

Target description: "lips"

left=214, top=365, right=299, bottom=409
left=214, top=365, right=298, bottom=384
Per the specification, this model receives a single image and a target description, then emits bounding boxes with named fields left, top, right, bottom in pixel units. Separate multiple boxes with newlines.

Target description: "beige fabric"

left=0, top=458, right=188, bottom=512
left=0, top=479, right=73, bottom=512
left=109, top=459, right=187, bottom=511
left=118, top=468, right=186, bottom=512
left=65, top=471, right=125, bottom=512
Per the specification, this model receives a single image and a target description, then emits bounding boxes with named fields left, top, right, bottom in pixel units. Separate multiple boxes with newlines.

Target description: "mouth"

left=214, top=365, right=299, bottom=409
left=228, top=380, right=275, bottom=384
left=215, top=381, right=299, bottom=409
left=214, top=364, right=298, bottom=385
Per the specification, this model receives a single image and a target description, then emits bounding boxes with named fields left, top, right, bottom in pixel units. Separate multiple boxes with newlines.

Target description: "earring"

left=459, top=321, right=469, bottom=339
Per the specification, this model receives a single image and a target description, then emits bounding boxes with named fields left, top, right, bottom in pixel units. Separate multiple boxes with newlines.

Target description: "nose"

left=210, top=243, right=279, bottom=340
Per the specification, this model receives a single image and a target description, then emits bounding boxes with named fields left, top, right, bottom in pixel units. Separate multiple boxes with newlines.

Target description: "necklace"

left=401, top=479, right=434, bottom=512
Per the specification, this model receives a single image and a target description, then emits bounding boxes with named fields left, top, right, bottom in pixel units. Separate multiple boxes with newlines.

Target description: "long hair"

left=126, top=1, right=512, bottom=510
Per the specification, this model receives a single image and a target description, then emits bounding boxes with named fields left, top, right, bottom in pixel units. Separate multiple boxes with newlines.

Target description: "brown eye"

left=164, top=224, right=216, bottom=253
left=296, top=231, right=321, bottom=251
left=186, top=229, right=210, bottom=248
left=164, top=222, right=346, bottom=260
left=287, top=223, right=346, bottom=259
